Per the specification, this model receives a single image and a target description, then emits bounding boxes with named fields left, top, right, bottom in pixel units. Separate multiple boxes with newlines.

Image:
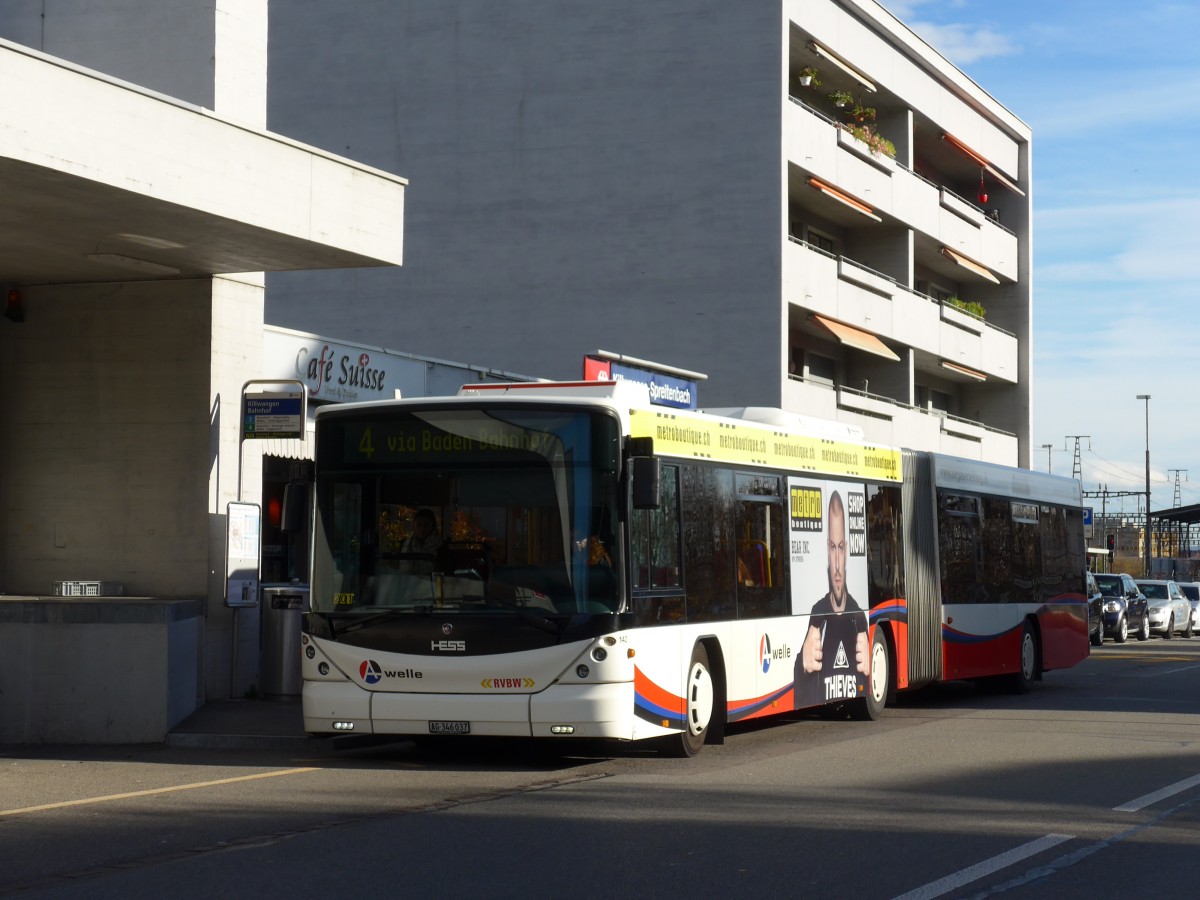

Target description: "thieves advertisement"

left=787, top=477, right=869, bottom=710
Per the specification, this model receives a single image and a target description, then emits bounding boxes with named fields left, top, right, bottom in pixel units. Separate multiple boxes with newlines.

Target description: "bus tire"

left=1009, top=621, right=1039, bottom=694
left=663, top=643, right=714, bottom=758
left=851, top=628, right=890, bottom=721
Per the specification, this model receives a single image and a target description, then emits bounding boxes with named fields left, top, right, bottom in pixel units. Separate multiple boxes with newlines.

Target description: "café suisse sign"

left=264, top=327, right=422, bottom=403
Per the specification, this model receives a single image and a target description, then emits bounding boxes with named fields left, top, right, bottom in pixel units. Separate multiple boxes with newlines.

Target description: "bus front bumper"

left=303, top=680, right=635, bottom=740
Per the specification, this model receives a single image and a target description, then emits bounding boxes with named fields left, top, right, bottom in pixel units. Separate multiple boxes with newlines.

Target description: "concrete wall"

left=0, top=281, right=214, bottom=597
left=0, top=0, right=266, bottom=125
left=0, top=276, right=265, bottom=709
left=266, top=0, right=785, bottom=407
left=0, top=599, right=200, bottom=743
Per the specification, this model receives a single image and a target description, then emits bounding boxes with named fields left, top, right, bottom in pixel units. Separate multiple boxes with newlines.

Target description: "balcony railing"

left=785, top=236, right=1016, bottom=338
left=788, top=376, right=1016, bottom=437
left=787, top=96, right=1017, bottom=237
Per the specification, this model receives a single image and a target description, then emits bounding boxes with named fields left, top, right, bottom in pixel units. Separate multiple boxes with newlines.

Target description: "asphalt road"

left=3, top=636, right=1200, bottom=898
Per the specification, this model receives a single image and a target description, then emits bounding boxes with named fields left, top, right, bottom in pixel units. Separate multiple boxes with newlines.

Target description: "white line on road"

left=890, top=834, right=1074, bottom=900
left=1141, top=663, right=1200, bottom=677
left=1128, top=667, right=1200, bottom=681
left=1114, top=773, right=1200, bottom=812
left=0, top=767, right=317, bottom=818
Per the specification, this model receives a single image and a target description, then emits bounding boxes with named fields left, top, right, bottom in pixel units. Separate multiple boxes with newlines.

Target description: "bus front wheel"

left=664, top=643, right=714, bottom=758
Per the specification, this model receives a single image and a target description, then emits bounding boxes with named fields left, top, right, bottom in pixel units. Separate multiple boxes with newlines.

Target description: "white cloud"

left=905, top=21, right=1017, bottom=65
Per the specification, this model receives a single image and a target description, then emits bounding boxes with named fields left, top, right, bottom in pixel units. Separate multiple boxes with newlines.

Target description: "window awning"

left=940, top=360, right=987, bottom=381
left=807, top=41, right=876, bottom=92
left=941, top=133, right=1025, bottom=197
left=807, top=177, right=881, bottom=222
left=941, top=246, right=1000, bottom=284
left=812, top=315, right=900, bottom=361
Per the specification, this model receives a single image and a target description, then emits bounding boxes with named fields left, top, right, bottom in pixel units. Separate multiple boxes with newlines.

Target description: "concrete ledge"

left=0, top=596, right=202, bottom=744
left=0, top=596, right=203, bottom=624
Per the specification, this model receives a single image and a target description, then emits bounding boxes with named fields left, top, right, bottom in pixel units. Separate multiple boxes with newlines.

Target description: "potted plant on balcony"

left=844, top=123, right=896, bottom=160
left=797, top=66, right=821, bottom=87
left=827, top=89, right=853, bottom=108
left=850, top=102, right=877, bottom=123
left=945, top=296, right=987, bottom=320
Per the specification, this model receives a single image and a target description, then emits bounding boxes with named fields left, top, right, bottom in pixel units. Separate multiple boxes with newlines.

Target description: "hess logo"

left=431, top=639, right=466, bottom=652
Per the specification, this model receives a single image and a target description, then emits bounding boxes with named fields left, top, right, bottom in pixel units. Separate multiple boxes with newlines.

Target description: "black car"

left=1094, top=572, right=1150, bottom=643
left=1087, top=571, right=1104, bottom=646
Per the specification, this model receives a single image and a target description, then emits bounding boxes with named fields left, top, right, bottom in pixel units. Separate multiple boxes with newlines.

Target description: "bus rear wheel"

left=663, top=643, right=714, bottom=758
left=851, top=628, right=890, bottom=721
left=1008, top=621, right=1039, bottom=694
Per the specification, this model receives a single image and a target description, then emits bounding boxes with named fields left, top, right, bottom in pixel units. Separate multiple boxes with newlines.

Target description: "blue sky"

left=886, top=1, right=1200, bottom=513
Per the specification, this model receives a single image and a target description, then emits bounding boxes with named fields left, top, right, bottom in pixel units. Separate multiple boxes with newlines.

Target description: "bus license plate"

left=428, top=720, right=470, bottom=734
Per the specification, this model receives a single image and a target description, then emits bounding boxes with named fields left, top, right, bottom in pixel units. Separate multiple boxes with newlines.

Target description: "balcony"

left=783, top=377, right=1018, bottom=465
left=784, top=239, right=1017, bottom=383
left=785, top=98, right=1017, bottom=281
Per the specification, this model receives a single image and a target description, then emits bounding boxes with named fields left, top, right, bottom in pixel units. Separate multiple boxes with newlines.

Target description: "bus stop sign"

left=243, top=391, right=304, bottom=439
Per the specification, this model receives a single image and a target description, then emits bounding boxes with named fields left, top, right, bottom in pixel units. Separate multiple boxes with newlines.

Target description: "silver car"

left=1136, top=580, right=1193, bottom=639
left=1179, top=583, right=1200, bottom=632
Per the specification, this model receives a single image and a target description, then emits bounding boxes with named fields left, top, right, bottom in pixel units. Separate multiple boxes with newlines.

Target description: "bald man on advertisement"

left=794, top=490, right=869, bottom=709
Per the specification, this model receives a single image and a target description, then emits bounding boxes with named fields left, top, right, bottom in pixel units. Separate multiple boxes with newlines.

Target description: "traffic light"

left=1106, top=533, right=1116, bottom=554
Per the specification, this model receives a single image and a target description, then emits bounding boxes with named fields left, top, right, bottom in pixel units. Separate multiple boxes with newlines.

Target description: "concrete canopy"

left=0, top=40, right=405, bottom=287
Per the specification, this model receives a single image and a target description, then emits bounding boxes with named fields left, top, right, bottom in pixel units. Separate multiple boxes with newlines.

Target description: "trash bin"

left=260, top=583, right=309, bottom=697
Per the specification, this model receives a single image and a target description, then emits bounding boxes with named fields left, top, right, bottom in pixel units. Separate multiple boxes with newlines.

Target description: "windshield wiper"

left=336, top=607, right=416, bottom=635
left=479, top=592, right=562, bottom=635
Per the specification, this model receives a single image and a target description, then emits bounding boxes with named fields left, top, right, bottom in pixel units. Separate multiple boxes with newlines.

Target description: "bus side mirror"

left=281, top=481, right=309, bottom=534
left=632, top=457, right=661, bottom=510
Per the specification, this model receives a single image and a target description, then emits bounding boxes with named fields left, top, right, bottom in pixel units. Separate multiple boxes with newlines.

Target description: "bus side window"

left=866, top=485, right=904, bottom=605
left=681, top=466, right=736, bottom=622
left=631, top=465, right=681, bottom=590
left=736, top=500, right=786, bottom=618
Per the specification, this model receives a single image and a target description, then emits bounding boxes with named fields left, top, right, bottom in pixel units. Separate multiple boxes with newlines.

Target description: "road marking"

left=890, top=833, right=1073, bottom=900
left=1141, top=663, right=1200, bottom=677
left=0, top=767, right=317, bottom=818
left=1114, top=773, right=1200, bottom=812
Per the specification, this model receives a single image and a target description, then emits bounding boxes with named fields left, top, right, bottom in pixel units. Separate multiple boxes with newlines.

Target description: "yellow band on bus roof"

left=628, top=409, right=902, bottom=482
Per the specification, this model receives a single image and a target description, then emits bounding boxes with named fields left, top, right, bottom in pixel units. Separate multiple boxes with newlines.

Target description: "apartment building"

left=266, top=0, right=1032, bottom=465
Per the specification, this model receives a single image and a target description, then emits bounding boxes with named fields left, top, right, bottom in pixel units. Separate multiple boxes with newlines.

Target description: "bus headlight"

left=576, top=664, right=590, bottom=679
left=591, top=647, right=608, bottom=662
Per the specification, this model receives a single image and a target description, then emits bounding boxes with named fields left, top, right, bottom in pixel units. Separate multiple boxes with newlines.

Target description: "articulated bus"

left=302, top=381, right=1088, bottom=755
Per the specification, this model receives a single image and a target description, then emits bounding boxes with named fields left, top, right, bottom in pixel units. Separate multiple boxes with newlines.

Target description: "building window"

left=806, top=352, right=837, bottom=386
left=806, top=227, right=836, bottom=255
left=918, top=385, right=952, bottom=413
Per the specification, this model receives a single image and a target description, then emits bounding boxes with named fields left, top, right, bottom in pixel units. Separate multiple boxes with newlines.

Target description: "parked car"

left=1179, top=582, right=1200, bottom=633
left=1136, top=579, right=1193, bottom=639
left=1094, top=572, right=1150, bottom=643
left=1087, top=571, right=1105, bottom=646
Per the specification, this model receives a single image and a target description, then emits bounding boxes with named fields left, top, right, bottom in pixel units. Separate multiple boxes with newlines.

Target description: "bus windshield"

left=311, top=405, right=622, bottom=618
